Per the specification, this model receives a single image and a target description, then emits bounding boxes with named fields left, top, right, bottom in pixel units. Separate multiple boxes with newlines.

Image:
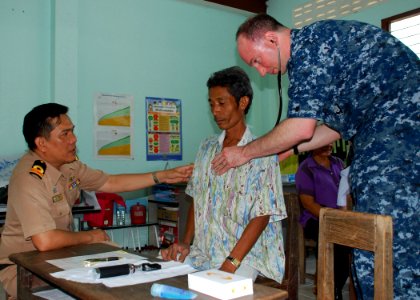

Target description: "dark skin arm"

left=220, top=215, right=270, bottom=273
left=161, top=201, right=195, bottom=262
left=161, top=203, right=270, bottom=275
left=299, top=194, right=322, bottom=218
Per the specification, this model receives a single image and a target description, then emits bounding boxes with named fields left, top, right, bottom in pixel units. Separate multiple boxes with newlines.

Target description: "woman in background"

left=296, top=144, right=349, bottom=300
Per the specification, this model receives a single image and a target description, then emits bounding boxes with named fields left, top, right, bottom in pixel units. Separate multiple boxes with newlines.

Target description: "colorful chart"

left=98, top=135, right=131, bottom=156
left=98, top=106, right=131, bottom=127
left=145, top=97, right=182, bottom=161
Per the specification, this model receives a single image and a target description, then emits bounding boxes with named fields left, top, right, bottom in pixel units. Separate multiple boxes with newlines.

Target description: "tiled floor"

left=299, top=253, right=350, bottom=300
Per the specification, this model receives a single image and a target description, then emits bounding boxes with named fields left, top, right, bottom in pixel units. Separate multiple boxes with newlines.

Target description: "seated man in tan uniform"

left=0, top=103, right=193, bottom=298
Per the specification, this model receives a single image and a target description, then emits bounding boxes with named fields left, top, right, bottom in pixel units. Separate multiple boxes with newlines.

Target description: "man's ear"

left=239, top=96, right=250, bottom=111
left=34, top=137, right=46, bottom=152
left=263, top=31, right=278, bottom=47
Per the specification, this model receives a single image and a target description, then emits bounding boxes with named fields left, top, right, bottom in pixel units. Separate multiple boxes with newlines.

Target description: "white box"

left=188, top=269, right=253, bottom=300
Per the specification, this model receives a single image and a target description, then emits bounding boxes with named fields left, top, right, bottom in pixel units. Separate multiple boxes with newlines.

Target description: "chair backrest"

left=280, top=192, right=300, bottom=300
left=317, top=208, right=393, bottom=300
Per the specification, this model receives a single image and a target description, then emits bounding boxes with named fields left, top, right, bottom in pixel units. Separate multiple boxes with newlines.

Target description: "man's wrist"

left=226, top=256, right=241, bottom=268
left=152, top=172, right=160, bottom=184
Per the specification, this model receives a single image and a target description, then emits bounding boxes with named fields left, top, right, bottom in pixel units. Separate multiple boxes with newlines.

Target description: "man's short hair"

left=207, top=66, right=253, bottom=115
left=23, top=103, right=68, bottom=150
left=236, top=13, right=285, bottom=41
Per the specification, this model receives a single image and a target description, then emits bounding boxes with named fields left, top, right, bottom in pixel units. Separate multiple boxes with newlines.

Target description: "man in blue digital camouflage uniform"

left=212, top=13, right=419, bottom=300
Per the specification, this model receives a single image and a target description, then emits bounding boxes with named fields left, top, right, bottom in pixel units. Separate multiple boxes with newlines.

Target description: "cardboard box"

left=188, top=269, right=253, bottom=300
left=157, top=206, right=178, bottom=222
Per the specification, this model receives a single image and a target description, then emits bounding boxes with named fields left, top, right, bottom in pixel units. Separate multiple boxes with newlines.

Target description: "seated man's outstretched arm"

left=31, top=228, right=110, bottom=251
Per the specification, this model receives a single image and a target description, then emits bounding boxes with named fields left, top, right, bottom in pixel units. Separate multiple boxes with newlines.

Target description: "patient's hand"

left=161, top=242, right=190, bottom=262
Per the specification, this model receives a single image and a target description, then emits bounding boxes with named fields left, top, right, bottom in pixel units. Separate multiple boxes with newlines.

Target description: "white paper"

left=47, top=250, right=144, bottom=270
left=33, top=289, right=76, bottom=300
left=50, top=259, right=196, bottom=288
left=93, top=93, right=134, bottom=160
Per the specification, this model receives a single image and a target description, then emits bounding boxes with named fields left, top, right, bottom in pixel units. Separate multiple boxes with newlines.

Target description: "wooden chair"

left=297, top=208, right=317, bottom=284
left=317, top=208, right=393, bottom=300
left=280, top=192, right=300, bottom=300
left=254, top=192, right=299, bottom=299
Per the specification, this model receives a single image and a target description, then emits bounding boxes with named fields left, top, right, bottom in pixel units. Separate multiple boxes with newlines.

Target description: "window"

left=382, top=8, right=420, bottom=58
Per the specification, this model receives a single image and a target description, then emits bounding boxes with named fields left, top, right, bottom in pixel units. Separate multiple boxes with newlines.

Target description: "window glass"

left=382, top=8, right=420, bottom=58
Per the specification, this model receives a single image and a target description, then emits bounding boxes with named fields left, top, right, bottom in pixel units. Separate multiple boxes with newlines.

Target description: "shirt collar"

left=217, top=125, right=253, bottom=147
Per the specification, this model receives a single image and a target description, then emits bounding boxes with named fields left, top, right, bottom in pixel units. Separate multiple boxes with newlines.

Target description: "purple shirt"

left=295, top=155, right=344, bottom=227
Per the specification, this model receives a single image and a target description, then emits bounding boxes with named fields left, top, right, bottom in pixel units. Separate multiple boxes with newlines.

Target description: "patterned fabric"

left=186, top=126, right=287, bottom=282
left=295, top=154, right=344, bottom=227
left=287, top=20, right=420, bottom=299
left=0, top=155, right=21, bottom=187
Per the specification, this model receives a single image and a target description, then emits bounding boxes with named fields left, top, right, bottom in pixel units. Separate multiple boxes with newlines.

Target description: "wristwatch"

left=152, top=172, right=160, bottom=184
left=226, top=256, right=241, bottom=268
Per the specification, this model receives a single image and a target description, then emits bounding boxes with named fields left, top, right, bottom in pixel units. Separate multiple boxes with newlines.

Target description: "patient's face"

left=208, top=86, right=245, bottom=131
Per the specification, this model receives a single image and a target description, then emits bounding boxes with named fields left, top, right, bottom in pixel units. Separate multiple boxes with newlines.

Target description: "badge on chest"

left=52, top=194, right=64, bottom=203
left=68, top=176, right=80, bottom=191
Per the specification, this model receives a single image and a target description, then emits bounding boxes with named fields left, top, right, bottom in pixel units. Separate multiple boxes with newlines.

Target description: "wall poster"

left=94, top=93, right=133, bottom=159
left=145, top=97, right=182, bottom=161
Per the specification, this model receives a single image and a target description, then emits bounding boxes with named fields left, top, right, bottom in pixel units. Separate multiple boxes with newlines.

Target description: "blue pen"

left=150, top=283, right=197, bottom=299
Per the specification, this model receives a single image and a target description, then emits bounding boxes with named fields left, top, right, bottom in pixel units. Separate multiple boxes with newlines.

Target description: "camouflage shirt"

left=287, top=20, right=419, bottom=299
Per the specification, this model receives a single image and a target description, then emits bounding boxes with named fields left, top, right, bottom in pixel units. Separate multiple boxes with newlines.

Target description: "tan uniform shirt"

left=0, top=151, right=109, bottom=264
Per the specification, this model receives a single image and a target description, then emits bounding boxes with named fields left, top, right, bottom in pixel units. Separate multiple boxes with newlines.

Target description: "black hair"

left=23, top=103, right=69, bottom=150
left=236, top=13, right=285, bottom=41
left=206, top=66, right=253, bottom=115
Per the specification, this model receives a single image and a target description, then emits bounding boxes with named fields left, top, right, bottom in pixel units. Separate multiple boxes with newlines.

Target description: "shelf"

left=83, top=222, right=158, bottom=231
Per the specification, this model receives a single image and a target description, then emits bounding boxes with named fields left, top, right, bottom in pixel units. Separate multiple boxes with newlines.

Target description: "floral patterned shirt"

left=186, top=126, right=287, bottom=282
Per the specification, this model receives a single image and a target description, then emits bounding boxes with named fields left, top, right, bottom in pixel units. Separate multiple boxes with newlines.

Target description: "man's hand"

left=161, top=164, right=194, bottom=184
left=219, top=260, right=237, bottom=274
left=89, top=229, right=111, bottom=243
left=160, top=242, right=190, bottom=262
left=211, top=146, right=248, bottom=175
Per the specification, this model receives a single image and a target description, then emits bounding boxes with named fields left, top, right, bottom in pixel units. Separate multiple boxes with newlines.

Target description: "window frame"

left=381, top=7, right=420, bottom=31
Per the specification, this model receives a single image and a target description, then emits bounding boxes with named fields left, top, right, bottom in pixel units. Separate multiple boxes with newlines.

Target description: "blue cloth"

left=287, top=20, right=419, bottom=299
left=295, top=154, right=344, bottom=227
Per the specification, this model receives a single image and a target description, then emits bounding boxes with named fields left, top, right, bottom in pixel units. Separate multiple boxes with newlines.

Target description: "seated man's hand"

left=161, top=242, right=190, bottom=262
left=89, top=229, right=110, bottom=243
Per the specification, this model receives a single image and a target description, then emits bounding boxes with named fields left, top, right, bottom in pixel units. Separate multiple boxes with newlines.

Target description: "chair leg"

left=298, top=226, right=306, bottom=284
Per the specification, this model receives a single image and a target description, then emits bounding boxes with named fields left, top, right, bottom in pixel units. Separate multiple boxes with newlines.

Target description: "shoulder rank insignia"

left=30, top=160, right=47, bottom=179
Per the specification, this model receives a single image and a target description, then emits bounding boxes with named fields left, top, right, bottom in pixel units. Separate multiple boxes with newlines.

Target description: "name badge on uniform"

left=52, top=194, right=63, bottom=203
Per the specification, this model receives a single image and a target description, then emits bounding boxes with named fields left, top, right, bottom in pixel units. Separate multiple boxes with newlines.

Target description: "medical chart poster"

left=145, top=97, right=182, bottom=161
left=94, top=93, right=134, bottom=159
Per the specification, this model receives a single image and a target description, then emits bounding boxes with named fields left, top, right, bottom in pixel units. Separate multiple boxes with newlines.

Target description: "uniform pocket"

left=51, top=196, right=71, bottom=219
